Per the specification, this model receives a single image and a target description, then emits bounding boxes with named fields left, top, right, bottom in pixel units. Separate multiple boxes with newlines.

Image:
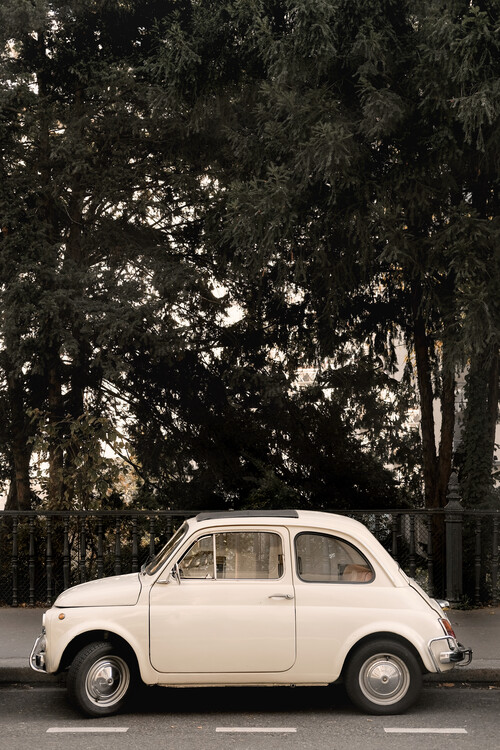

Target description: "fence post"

left=445, top=472, right=463, bottom=604
left=11, top=515, right=18, bottom=607
left=492, top=518, right=499, bottom=606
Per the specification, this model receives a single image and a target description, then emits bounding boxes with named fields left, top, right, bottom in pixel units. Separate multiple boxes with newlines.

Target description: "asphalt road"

left=1, top=683, right=499, bottom=750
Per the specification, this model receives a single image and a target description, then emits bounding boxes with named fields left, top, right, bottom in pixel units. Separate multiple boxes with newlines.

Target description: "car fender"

left=333, top=618, right=438, bottom=677
left=46, top=605, right=148, bottom=676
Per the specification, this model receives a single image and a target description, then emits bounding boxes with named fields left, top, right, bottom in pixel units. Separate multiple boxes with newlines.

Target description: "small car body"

left=31, top=509, right=472, bottom=716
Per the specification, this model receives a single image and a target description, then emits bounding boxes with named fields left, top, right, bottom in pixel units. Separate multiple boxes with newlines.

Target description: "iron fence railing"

left=0, top=508, right=498, bottom=607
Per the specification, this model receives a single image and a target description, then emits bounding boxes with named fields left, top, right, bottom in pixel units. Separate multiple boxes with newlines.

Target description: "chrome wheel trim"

left=358, top=653, right=411, bottom=706
left=84, top=655, right=130, bottom=707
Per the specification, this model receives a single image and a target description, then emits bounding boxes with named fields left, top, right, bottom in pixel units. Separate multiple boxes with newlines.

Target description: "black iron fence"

left=0, top=507, right=498, bottom=607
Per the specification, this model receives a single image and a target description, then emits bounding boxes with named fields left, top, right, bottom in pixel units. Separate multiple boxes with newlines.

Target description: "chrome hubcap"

left=359, top=653, right=410, bottom=705
left=85, top=656, right=130, bottom=707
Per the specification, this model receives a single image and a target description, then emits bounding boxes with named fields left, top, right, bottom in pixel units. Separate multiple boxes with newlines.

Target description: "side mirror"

left=157, top=563, right=181, bottom=585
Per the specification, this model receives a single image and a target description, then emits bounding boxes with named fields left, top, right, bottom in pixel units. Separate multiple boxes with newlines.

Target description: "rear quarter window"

left=295, top=532, right=374, bottom=583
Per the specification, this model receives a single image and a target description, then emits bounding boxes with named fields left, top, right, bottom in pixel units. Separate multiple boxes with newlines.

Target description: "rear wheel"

left=67, top=641, right=133, bottom=717
left=344, top=639, right=422, bottom=715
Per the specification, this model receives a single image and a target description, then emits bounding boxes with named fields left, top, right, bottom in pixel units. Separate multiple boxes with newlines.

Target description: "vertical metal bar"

left=97, top=518, right=104, bottom=579
left=492, top=517, right=499, bottom=607
left=63, top=516, right=70, bottom=591
left=445, top=515, right=463, bottom=600
left=445, top=473, right=463, bottom=603
left=132, top=516, right=138, bottom=573
left=426, top=514, right=434, bottom=598
left=409, top=514, right=416, bottom=579
left=391, top=516, right=398, bottom=561
left=0, top=520, right=3, bottom=590
left=29, top=517, right=36, bottom=606
left=114, top=518, right=121, bottom=576
left=12, top=515, right=18, bottom=607
left=474, top=518, right=482, bottom=605
left=79, top=518, right=86, bottom=583
left=46, top=516, right=53, bottom=605
left=149, top=517, right=155, bottom=559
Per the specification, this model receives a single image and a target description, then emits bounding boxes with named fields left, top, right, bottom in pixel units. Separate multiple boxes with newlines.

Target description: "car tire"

left=344, top=639, right=422, bottom=715
left=67, top=640, right=133, bottom=717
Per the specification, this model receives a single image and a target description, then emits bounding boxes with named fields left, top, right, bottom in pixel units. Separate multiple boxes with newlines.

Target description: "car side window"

left=295, top=533, right=374, bottom=583
left=178, top=532, right=284, bottom=580
left=178, top=535, right=215, bottom=578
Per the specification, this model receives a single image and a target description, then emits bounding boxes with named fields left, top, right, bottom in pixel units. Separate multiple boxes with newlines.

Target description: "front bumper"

left=30, top=629, right=47, bottom=673
left=428, top=635, right=473, bottom=672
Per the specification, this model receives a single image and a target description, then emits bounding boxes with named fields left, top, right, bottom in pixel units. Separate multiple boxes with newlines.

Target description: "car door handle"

left=268, top=594, right=294, bottom=600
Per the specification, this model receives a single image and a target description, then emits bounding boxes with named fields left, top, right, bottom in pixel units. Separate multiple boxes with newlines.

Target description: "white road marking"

left=384, top=728, right=467, bottom=734
left=47, top=727, right=129, bottom=733
left=216, top=727, right=297, bottom=733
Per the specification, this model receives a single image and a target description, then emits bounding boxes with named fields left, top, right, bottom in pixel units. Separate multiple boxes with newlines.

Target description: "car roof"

left=187, top=510, right=404, bottom=585
left=194, top=509, right=376, bottom=539
left=195, top=510, right=299, bottom=521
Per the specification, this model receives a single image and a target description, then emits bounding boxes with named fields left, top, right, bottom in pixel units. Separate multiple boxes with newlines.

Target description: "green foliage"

left=28, top=409, right=133, bottom=509
left=0, top=0, right=498, bottom=512
left=0, top=0, right=219, bottom=508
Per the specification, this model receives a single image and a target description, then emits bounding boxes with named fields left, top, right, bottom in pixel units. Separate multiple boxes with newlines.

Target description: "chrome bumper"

left=442, top=643, right=473, bottom=666
left=30, top=629, right=47, bottom=673
left=428, top=635, right=473, bottom=671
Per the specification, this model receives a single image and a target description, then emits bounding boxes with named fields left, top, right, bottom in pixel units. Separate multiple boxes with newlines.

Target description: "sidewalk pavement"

left=0, top=605, right=499, bottom=685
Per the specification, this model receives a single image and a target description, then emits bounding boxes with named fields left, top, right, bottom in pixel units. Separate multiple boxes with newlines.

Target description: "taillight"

left=440, top=617, right=457, bottom=639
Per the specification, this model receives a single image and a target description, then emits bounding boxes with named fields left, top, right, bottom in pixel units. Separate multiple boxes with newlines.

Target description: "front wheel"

left=344, top=639, right=422, bottom=715
left=67, top=641, right=133, bottom=717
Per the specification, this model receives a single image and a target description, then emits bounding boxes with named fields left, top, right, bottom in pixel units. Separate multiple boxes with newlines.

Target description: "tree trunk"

left=410, top=282, right=453, bottom=595
left=434, top=343, right=455, bottom=508
left=487, top=347, right=499, bottom=460
left=411, top=282, right=438, bottom=507
left=460, top=346, right=498, bottom=507
left=48, top=361, right=65, bottom=508
left=61, top=119, right=88, bottom=505
left=4, top=373, right=32, bottom=511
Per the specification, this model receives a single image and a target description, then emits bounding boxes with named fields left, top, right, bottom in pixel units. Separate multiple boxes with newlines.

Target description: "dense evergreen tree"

left=122, top=0, right=417, bottom=509
left=163, top=0, right=500, bottom=509
left=395, top=0, right=500, bottom=508
left=1, top=0, right=498, bottom=512
left=0, top=0, right=222, bottom=508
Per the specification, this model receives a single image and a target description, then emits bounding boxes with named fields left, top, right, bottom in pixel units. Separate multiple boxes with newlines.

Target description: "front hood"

left=54, top=572, right=141, bottom=608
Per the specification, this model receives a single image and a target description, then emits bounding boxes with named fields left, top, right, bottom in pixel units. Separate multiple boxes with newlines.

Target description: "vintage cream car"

left=31, top=510, right=471, bottom=717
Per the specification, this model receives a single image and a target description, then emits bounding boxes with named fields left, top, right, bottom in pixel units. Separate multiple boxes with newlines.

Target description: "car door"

left=292, top=531, right=379, bottom=677
left=149, top=526, right=296, bottom=673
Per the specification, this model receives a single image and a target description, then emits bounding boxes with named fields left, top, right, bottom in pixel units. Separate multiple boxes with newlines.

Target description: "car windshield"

left=143, top=522, right=188, bottom=575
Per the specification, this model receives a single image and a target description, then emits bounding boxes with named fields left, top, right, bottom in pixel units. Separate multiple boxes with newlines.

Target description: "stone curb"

left=424, top=660, right=500, bottom=684
left=1, top=660, right=499, bottom=686
left=0, top=661, right=64, bottom=685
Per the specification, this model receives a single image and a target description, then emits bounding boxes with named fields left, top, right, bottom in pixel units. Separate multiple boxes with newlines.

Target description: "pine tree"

left=2, top=0, right=497, bottom=514
left=0, top=0, right=221, bottom=508
left=180, top=0, right=500, bottom=510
